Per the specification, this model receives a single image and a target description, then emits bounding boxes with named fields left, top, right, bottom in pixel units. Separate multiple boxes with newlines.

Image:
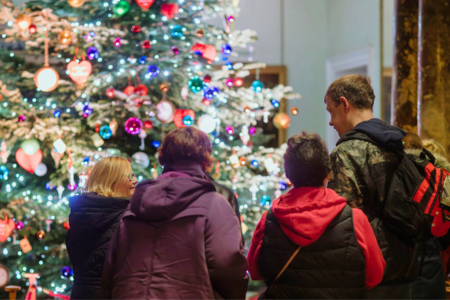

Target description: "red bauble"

left=135, top=0, right=155, bottom=10
left=134, top=98, right=143, bottom=108
left=161, top=3, right=179, bottom=19
left=95, top=123, right=100, bottom=133
left=135, top=84, right=148, bottom=96
left=62, top=222, right=70, bottom=231
left=144, top=120, right=153, bottom=129
left=203, top=75, right=211, bottom=83
left=142, top=40, right=152, bottom=49
left=28, top=24, right=37, bottom=34
left=202, top=99, right=211, bottom=106
left=173, top=109, right=195, bottom=128
left=124, top=85, right=135, bottom=95
left=191, top=43, right=217, bottom=62
left=15, top=148, right=43, bottom=174
left=131, top=25, right=141, bottom=33
left=234, top=77, right=244, bottom=87
left=106, top=88, right=115, bottom=98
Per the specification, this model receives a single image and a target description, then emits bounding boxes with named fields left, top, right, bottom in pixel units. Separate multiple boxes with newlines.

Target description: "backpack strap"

left=272, top=245, right=301, bottom=284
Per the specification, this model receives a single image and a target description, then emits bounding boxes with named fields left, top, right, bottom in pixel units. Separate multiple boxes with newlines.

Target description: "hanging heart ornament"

left=15, top=148, right=43, bottom=174
left=67, top=60, right=92, bottom=85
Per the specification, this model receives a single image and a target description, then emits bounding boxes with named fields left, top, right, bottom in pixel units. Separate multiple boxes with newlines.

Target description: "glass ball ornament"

left=67, top=0, right=85, bottom=7
left=202, top=99, right=211, bottom=106
left=251, top=160, right=259, bottom=167
left=68, top=183, right=78, bottom=191
left=188, top=76, right=204, bottom=93
left=271, top=99, right=280, bottom=108
left=83, top=105, right=93, bottom=116
left=16, top=13, right=32, bottom=31
left=159, top=83, right=170, bottom=93
left=59, top=30, right=72, bottom=45
left=225, top=78, right=234, bottom=87
left=34, top=66, right=59, bottom=92
left=152, top=140, right=161, bottom=148
left=21, top=138, right=40, bottom=155
left=222, top=44, right=232, bottom=55
left=53, top=110, right=61, bottom=117
left=106, top=88, right=115, bottom=98
left=46, top=182, right=56, bottom=190
left=63, top=222, right=70, bottom=231
left=124, top=117, right=143, bottom=135
left=131, top=25, right=141, bottom=33
left=99, top=125, right=112, bottom=139
left=234, top=77, right=244, bottom=87
left=147, top=65, right=160, bottom=77
left=196, top=29, right=204, bottom=38
left=226, top=61, right=233, bottom=70
left=18, top=115, right=26, bottom=122
left=15, top=220, right=24, bottom=231
left=249, top=127, right=256, bottom=135
left=197, top=115, right=216, bottom=134
left=203, top=75, right=211, bottom=83
left=114, top=37, right=121, bottom=47
left=113, top=0, right=130, bottom=17
left=171, top=46, right=180, bottom=55
left=227, top=15, right=235, bottom=23
left=182, top=115, right=194, bottom=126
left=0, top=165, right=9, bottom=180
left=291, top=107, right=299, bottom=115
left=142, top=40, right=152, bottom=49
left=252, top=80, right=264, bottom=93
left=28, top=24, right=37, bottom=34
left=225, top=126, right=234, bottom=135
left=61, top=266, right=73, bottom=279
left=239, top=157, right=247, bottom=166
left=87, top=46, right=99, bottom=60
left=144, top=120, right=153, bottom=129
left=260, top=195, right=272, bottom=206
left=273, top=112, right=291, bottom=129
left=171, top=25, right=185, bottom=38
left=37, top=230, right=46, bottom=241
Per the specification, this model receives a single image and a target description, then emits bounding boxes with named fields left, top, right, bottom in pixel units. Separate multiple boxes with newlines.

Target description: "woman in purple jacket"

left=102, top=127, right=248, bottom=299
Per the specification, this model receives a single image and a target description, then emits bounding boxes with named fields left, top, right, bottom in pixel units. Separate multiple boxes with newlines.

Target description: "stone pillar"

left=391, top=0, right=419, bottom=132
left=418, top=0, right=450, bottom=154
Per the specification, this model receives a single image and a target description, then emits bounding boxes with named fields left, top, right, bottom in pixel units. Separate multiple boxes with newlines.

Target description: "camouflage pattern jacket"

left=328, top=119, right=418, bottom=285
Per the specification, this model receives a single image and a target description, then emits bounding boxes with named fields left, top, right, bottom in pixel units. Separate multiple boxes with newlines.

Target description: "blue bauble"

left=82, top=157, right=90, bottom=166
left=152, top=140, right=161, bottom=148
left=271, top=99, right=280, bottom=108
left=83, top=105, right=93, bottom=115
left=260, top=195, right=272, bottom=206
left=99, top=125, right=112, bottom=140
left=204, top=87, right=220, bottom=100
left=86, top=46, right=99, bottom=60
left=0, top=165, right=9, bottom=180
left=226, top=61, right=233, bottom=70
left=222, top=44, right=232, bottom=55
left=171, top=25, right=185, bottom=38
left=46, top=182, right=56, bottom=190
left=61, top=266, right=73, bottom=279
left=138, top=56, right=147, bottom=64
left=182, top=115, right=193, bottom=126
left=251, top=160, right=259, bottom=168
left=252, top=80, right=264, bottom=93
left=147, top=65, right=160, bottom=77
left=53, top=110, right=61, bottom=117
left=279, top=181, right=287, bottom=190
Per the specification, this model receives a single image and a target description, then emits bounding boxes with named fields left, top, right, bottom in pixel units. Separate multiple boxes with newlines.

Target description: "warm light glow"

left=67, top=0, right=85, bottom=7
left=16, top=14, right=32, bottom=31
left=34, top=67, right=59, bottom=92
left=59, top=30, right=72, bottom=45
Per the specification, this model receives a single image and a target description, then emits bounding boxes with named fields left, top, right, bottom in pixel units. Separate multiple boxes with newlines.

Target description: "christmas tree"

left=0, top=0, right=299, bottom=297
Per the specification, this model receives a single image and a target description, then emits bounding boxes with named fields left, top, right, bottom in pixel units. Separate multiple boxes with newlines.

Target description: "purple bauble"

left=61, top=266, right=73, bottom=278
left=68, top=183, right=78, bottom=191
left=249, top=126, right=256, bottom=135
left=15, top=221, right=24, bottom=231
left=124, top=117, right=143, bottom=135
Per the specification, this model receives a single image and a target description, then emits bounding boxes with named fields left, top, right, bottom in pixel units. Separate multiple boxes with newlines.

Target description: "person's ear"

left=339, top=97, right=350, bottom=112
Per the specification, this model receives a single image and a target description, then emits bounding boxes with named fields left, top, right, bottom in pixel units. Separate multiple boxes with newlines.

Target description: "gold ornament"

left=159, top=83, right=170, bottom=93
left=67, top=0, right=85, bottom=7
left=291, top=107, right=298, bottom=115
left=36, top=230, right=45, bottom=240
left=273, top=112, right=291, bottom=129
left=59, top=30, right=72, bottom=45
left=196, top=29, right=204, bottom=38
left=16, top=13, right=32, bottom=31
left=34, top=66, right=59, bottom=92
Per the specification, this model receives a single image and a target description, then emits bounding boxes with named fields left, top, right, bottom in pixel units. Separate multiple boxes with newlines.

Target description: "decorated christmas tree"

left=0, top=0, right=299, bottom=297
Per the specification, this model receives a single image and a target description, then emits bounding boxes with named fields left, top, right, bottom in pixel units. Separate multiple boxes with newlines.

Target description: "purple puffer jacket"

left=102, top=162, right=248, bottom=299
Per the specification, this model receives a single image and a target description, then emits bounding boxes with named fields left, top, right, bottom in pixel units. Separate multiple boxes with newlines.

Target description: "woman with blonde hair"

left=66, top=156, right=138, bottom=299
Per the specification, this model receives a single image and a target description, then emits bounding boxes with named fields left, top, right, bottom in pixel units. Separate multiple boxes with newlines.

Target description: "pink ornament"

left=106, top=88, right=115, bottom=98
left=249, top=127, right=256, bottom=135
left=124, top=117, right=143, bottom=135
left=18, top=115, right=26, bottom=122
left=15, top=221, right=24, bottom=231
left=68, top=183, right=77, bottom=191
left=227, top=16, right=235, bottom=23
left=225, top=78, right=234, bottom=87
left=226, top=126, right=234, bottom=135
left=171, top=46, right=179, bottom=55
left=114, top=37, right=121, bottom=47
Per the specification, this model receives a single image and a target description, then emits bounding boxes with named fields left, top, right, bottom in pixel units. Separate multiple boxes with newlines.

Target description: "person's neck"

left=350, top=110, right=374, bottom=129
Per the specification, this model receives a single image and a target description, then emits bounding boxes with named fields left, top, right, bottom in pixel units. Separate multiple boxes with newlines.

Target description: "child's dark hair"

left=284, top=132, right=330, bottom=188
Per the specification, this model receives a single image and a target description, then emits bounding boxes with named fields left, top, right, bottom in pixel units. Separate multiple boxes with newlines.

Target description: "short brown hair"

left=325, top=75, right=375, bottom=110
left=403, top=132, right=423, bottom=150
left=283, top=132, right=330, bottom=188
left=158, top=127, right=214, bottom=168
left=423, top=139, right=447, bottom=158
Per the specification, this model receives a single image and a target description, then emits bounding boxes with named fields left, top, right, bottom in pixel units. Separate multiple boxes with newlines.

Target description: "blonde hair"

left=422, top=139, right=447, bottom=158
left=83, top=157, right=132, bottom=197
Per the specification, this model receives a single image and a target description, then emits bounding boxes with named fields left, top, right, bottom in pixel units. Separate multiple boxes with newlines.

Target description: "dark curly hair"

left=325, top=75, right=375, bottom=110
left=284, top=132, right=330, bottom=188
left=158, top=127, right=214, bottom=169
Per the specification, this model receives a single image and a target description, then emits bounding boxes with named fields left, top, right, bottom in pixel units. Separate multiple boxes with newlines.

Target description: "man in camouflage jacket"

left=325, top=75, right=415, bottom=299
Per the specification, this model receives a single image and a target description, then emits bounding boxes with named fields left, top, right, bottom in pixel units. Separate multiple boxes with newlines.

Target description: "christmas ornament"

left=131, top=25, right=141, bottom=33
left=124, top=117, right=143, bottom=135
left=138, top=56, right=147, bottom=64
left=144, top=120, right=153, bottom=129
left=161, top=3, right=179, bottom=19
left=252, top=80, right=264, bottom=93
left=181, top=86, right=189, bottom=100
left=204, top=87, right=220, bottom=99
left=16, top=13, right=32, bottom=31
left=68, top=183, right=78, bottom=191
left=174, top=109, right=195, bottom=128
left=191, top=43, right=217, bottom=62
left=86, top=47, right=99, bottom=60
left=113, top=0, right=130, bottom=17
left=28, top=24, right=37, bottom=34
left=51, top=150, right=63, bottom=168
left=59, top=30, right=72, bottom=45
left=264, top=157, right=277, bottom=173
left=226, top=61, right=233, bottom=70
left=99, top=125, right=112, bottom=139
left=197, top=115, right=216, bottom=134
left=271, top=99, right=280, bottom=108
left=15, top=221, right=24, bottom=231
left=171, top=25, right=185, bottom=38
left=53, top=110, right=61, bottom=117
left=228, top=16, right=235, bottom=23
left=249, top=126, right=256, bottom=135
left=135, top=84, right=148, bottom=96
left=159, top=83, right=170, bottom=92
left=124, top=85, right=135, bottom=95
left=132, top=152, right=149, bottom=167
left=82, top=157, right=89, bottom=166
left=34, top=163, right=47, bottom=177
left=138, top=130, right=147, bottom=150
left=142, top=40, right=151, bottom=49
left=203, top=75, right=211, bottom=83
left=222, top=44, right=232, bottom=55
left=226, top=126, right=234, bottom=134
left=171, top=46, right=179, bottom=55
left=152, top=141, right=161, bottom=148
left=68, top=0, right=85, bottom=7
left=18, top=115, right=26, bottom=122
left=57, top=185, right=65, bottom=200
left=0, top=141, right=7, bottom=164
left=114, top=37, right=121, bottom=47
left=135, top=0, right=155, bottom=10
left=46, top=182, right=56, bottom=190
left=91, top=133, right=104, bottom=147
left=183, top=115, right=193, bottom=126
left=196, top=29, right=204, bottom=38
left=188, top=76, right=204, bottom=93
left=106, top=88, right=115, bottom=98
left=291, top=107, right=299, bottom=115
left=45, top=219, right=53, bottom=232
left=202, top=99, right=211, bottom=106
left=273, top=112, right=291, bottom=129
left=251, top=160, right=259, bottom=167
left=21, top=138, right=40, bottom=155
left=61, top=267, right=73, bottom=279
left=225, top=78, right=234, bottom=87
left=110, top=119, right=119, bottom=135
left=260, top=195, right=271, bottom=206
left=35, top=66, right=59, bottom=92
left=63, top=222, right=70, bottom=231
left=156, top=100, right=175, bottom=123
left=0, top=165, right=8, bottom=180
left=84, top=33, right=93, bottom=42
left=15, top=148, right=42, bottom=174
left=36, top=230, right=45, bottom=241
left=0, top=214, right=15, bottom=242
left=229, top=150, right=239, bottom=168
left=67, top=60, right=92, bottom=85
left=83, top=104, right=93, bottom=118
left=240, top=125, right=250, bottom=146
left=147, top=65, right=159, bottom=77
left=53, top=139, right=66, bottom=153
left=239, top=157, right=247, bottom=166
left=234, top=77, right=244, bottom=87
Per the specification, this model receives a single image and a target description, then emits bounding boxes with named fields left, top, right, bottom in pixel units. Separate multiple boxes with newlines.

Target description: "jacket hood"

left=338, top=118, right=406, bottom=151
left=128, top=162, right=216, bottom=222
left=271, top=187, right=347, bottom=247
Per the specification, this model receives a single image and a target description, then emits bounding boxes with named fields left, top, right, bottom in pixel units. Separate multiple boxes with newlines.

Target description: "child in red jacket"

left=247, top=132, right=385, bottom=299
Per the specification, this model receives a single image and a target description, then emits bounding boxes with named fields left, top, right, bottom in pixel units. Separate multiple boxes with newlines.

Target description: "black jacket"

left=208, top=175, right=241, bottom=225
left=66, top=193, right=129, bottom=299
